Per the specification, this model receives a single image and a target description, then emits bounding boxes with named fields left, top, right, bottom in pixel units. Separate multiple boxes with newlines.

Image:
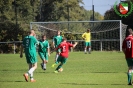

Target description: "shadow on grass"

left=60, top=83, right=103, bottom=85
left=0, top=80, right=25, bottom=82
left=111, top=84, right=126, bottom=85
left=61, top=83, right=126, bottom=86
left=90, top=72, right=125, bottom=73
left=36, top=71, right=52, bottom=74
left=0, top=69, right=25, bottom=72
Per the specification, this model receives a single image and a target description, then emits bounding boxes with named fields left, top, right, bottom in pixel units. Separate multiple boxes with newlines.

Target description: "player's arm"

left=82, top=33, right=86, bottom=40
left=73, top=42, right=78, bottom=48
left=52, top=38, right=55, bottom=48
left=47, top=43, right=50, bottom=56
left=55, top=44, right=61, bottom=50
left=68, top=42, right=78, bottom=48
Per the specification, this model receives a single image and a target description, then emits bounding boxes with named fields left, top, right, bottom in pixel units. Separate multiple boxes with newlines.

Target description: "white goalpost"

left=30, top=20, right=127, bottom=51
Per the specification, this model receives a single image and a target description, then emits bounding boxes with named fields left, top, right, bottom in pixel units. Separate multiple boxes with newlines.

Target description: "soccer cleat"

left=128, top=82, right=132, bottom=85
left=54, top=70, right=58, bottom=73
left=23, top=73, right=28, bottom=82
left=30, top=79, right=36, bottom=82
left=52, top=64, right=56, bottom=68
left=43, top=68, right=46, bottom=70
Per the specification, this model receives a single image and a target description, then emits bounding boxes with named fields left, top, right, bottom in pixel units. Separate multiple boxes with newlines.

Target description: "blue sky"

left=81, top=0, right=122, bottom=15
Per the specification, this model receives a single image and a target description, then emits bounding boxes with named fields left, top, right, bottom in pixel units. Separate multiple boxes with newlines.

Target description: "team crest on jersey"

left=119, top=2, right=128, bottom=14
left=114, top=0, right=133, bottom=17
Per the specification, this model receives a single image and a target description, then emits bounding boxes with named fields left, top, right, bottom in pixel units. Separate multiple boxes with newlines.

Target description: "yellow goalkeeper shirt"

left=82, top=32, right=91, bottom=42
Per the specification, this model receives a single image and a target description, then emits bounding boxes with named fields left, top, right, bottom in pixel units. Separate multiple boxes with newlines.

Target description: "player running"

left=20, top=29, right=38, bottom=82
left=82, top=29, right=91, bottom=54
left=38, top=35, right=50, bottom=70
left=122, top=28, right=133, bottom=85
left=53, top=30, right=63, bottom=62
left=52, top=37, right=78, bottom=73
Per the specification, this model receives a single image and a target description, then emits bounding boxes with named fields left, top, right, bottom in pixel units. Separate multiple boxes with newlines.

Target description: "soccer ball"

left=58, top=68, right=63, bottom=72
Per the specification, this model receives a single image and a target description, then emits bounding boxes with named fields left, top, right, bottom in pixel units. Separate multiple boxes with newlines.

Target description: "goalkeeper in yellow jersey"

left=82, top=29, right=91, bottom=54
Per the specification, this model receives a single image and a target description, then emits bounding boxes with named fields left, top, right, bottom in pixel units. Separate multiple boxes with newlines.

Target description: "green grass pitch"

left=0, top=51, right=131, bottom=88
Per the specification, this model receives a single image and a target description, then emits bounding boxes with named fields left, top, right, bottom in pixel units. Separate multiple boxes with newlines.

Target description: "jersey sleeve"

left=56, top=43, right=61, bottom=50
left=68, top=42, right=73, bottom=47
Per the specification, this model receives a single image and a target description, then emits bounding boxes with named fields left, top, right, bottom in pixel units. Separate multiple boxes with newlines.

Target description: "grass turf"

left=0, top=51, right=131, bottom=88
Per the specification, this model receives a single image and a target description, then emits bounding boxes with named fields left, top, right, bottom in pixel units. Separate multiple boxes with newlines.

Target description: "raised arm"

left=73, top=42, right=78, bottom=48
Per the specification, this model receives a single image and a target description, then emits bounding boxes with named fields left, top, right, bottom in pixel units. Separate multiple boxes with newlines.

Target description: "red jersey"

left=122, top=35, right=133, bottom=58
left=56, top=41, right=73, bottom=58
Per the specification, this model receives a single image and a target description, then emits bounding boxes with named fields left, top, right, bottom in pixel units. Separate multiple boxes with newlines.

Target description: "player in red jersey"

left=52, top=37, right=78, bottom=73
left=122, top=28, right=133, bottom=85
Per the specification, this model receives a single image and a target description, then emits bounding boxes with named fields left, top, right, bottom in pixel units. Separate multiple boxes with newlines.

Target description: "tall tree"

left=38, top=0, right=85, bottom=21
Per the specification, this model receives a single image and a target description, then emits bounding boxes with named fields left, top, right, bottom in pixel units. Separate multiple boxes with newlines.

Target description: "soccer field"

left=0, top=51, right=130, bottom=88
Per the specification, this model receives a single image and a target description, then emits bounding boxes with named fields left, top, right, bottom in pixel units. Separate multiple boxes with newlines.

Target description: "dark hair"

left=62, top=37, right=67, bottom=41
left=87, top=29, right=90, bottom=31
left=125, top=27, right=133, bottom=37
left=42, top=35, right=46, bottom=38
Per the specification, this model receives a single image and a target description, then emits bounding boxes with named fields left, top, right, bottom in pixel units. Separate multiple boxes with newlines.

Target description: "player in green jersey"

left=20, top=29, right=38, bottom=82
left=53, top=30, right=63, bottom=62
left=38, top=35, right=50, bottom=70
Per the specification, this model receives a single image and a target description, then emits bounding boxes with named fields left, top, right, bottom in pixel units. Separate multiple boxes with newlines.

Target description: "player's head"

left=29, top=29, right=35, bottom=36
left=87, top=29, right=90, bottom=33
left=57, top=30, right=61, bottom=35
left=42, top=35, right=46, bottom=41
left=126, top=28, right=133, bottom=36
left=62, top=37, right=67, bottom=42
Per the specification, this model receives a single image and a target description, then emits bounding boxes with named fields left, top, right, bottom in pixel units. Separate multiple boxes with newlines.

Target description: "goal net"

left=30, top=20, right=127, bottom=51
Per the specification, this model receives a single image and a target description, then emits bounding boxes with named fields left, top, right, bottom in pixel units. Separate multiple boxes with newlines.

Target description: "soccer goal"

left=30, top=20, right=127, bottom=51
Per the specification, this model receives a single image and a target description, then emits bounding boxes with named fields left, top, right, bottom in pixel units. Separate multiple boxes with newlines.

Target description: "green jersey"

left=23, top=35, right=38, bottom=56
left=38, top=40, right=49, bottom=53
left=53, top=35, right=63, bottom=47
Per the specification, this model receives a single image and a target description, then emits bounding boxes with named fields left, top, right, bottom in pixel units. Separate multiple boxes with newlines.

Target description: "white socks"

left=28, top=67, right=35, bottom=74
left=55, top=54, right=59, bottom=61
left=84, top=49, right=87, bottom=53
left=28, top=67, right=35, bottom=78
left=43, top=63, right=46, bottom=69
left=88, top=48, right=91, bottom=52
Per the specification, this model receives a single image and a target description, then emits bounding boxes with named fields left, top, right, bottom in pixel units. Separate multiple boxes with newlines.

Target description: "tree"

left=0, top=0, right=40, bottom=53
left=38, top=0, right=85, bottom=21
